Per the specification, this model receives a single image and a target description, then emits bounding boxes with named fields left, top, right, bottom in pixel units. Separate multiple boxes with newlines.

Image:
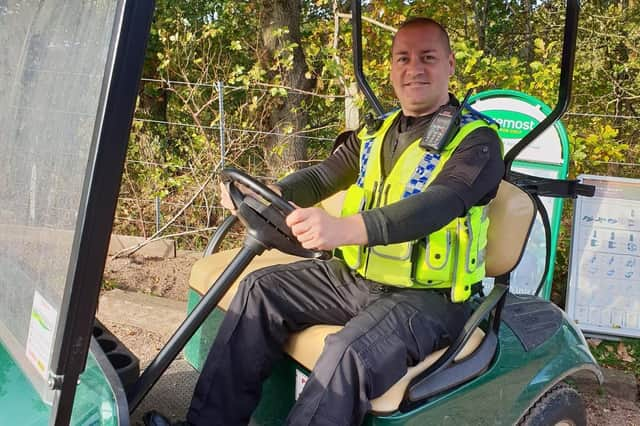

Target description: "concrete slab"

left=109, top=234, right=176, bottom=258
left=97, top=289, right=187, bottom=337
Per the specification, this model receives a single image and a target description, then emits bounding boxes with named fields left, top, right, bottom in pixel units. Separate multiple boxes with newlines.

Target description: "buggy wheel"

left=519, top=383, right=586, bottom=426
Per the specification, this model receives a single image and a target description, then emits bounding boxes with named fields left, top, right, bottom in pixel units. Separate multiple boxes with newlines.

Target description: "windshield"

left=0, top=0, right=119, bottom=402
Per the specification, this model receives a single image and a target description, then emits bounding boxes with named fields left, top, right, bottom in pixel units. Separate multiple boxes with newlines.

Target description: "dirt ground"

left=102, top=251, right=640, bottom=425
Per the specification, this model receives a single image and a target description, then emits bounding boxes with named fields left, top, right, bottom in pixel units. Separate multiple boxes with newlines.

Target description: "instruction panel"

left=566, top=175, right=640, bottom=338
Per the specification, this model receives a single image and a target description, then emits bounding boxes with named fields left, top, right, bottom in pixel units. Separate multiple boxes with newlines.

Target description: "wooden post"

left=345, top=82, right=360, bottom=130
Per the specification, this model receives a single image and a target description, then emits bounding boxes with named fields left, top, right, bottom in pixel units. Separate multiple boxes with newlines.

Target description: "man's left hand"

left=285, top=208, right=368, bottom=251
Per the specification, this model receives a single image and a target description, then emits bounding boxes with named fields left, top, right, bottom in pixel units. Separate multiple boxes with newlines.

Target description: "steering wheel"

left=221, top=168, right=332, bottom=260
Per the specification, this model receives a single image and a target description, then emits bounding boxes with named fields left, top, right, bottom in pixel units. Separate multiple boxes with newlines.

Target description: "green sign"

left=470, top=90, right=570, bottom=300
left=485, top=110, right=540, bottom=139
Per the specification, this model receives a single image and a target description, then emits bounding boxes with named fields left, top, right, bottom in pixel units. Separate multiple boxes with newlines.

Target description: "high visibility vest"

left=336, top=110, right=499, bottom=302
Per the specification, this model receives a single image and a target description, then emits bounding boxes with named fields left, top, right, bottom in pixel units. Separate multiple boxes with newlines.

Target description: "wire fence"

left=112, top=79, right=640, bottom=256
left=113, top=80, right=350, bottom=255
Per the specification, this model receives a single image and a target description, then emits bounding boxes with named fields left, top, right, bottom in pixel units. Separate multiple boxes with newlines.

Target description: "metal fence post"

left=155, top=196, right=161, bottom=233
left=217, top=80, right=225, bottom=169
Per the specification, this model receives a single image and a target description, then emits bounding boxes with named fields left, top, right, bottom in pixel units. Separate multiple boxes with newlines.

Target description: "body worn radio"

left=420, top=90, right=473, bottom=152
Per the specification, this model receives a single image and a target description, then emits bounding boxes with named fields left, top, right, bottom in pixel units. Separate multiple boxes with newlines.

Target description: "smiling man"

left=390, top=19, right=454, bottom=117
left=146, top=17, right=504, bottom=426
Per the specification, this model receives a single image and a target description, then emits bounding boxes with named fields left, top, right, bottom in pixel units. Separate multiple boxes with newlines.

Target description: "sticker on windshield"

left=26, top=291, right=58, bottom=379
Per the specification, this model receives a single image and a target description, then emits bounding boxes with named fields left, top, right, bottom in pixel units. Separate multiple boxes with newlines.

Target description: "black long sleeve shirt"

left=277, top=108, right=504, bottom=247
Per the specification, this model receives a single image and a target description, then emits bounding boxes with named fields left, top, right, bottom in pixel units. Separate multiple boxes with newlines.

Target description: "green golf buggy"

left=0, top=0, right=602, bottom=425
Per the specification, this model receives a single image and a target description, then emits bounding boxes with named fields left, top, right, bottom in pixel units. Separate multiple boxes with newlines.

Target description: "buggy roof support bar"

left=505, top=0, right=580, bottom=173
left=350, top=0, right=579, bottom=161
left=351, top=0, right=384, bottom=116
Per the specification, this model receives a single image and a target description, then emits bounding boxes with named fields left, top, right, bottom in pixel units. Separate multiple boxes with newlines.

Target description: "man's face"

left=390, top=24, right=455, bottom=117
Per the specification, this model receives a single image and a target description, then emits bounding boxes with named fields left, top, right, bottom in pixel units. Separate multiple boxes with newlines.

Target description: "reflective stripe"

left=402, top=152, right=441, bottom=198
left=356, top=138, right=375, bottom=188
left=464, top=215, right=475, bottom=274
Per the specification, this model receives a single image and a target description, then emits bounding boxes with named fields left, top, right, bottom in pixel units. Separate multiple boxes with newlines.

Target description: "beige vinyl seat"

left=189, top=180, right=535, bottom=413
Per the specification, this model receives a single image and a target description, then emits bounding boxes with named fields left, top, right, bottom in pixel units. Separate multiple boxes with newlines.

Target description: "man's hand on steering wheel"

left=219, top=169, right=367, bottom=254
left=220, top=168, right=333, bottom=259
left=286, top=207, right=368, bottom=251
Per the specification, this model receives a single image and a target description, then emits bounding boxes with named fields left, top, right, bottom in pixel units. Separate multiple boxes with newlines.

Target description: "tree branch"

left=336, top=12, right=397, bottom=34
left=112, top=173, right=215, bottom=259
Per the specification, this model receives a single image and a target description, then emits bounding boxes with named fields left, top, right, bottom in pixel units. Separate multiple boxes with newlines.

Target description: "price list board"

left=566, top=175, right=640, bottom=338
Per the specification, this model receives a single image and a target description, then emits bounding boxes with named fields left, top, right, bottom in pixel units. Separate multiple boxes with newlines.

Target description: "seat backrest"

left=320, top=180, right=535, bottom=279
left=485, top=180, right=536, bottom=277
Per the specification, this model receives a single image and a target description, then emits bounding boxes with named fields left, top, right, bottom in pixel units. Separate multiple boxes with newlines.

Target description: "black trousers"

left=187, top=258, right=471, bottom=426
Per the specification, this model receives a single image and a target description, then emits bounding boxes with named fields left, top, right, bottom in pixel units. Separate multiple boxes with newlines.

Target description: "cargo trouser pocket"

left=408, top=309, right=444, bottom=363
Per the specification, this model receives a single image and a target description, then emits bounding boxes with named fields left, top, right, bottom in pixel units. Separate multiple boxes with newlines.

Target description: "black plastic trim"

left=501, top=295, right=564, bottom=352
left=503, top=170, right=595, bottom=297
left=405, top=284, right=508, bottom=405
left=401, top=331, right=497, bottom=410
left=93, top=320, right=140, bottom=394
left=351, top=0, right=384, bottom=116
left=507, top=171, right=595, bottom=199
left=89, top=338, right=130, bottom=426
left=49, top=1, right=155, bottom=424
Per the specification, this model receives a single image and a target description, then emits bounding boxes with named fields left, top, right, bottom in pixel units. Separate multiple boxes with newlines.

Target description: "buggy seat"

left=189, top=180, right=535, bottom=413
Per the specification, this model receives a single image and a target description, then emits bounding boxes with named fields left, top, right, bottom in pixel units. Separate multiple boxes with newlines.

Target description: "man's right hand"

left=286, top=208, right=368, bottom=250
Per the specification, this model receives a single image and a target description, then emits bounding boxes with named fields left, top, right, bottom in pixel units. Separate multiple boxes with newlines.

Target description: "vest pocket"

left=413, top=226, right=456, bottom=285
left=460, top=208, right=488, bottom=274
left=371, top=241, right=412, bottom=260
left=451, top=208, right=488, bottom=302
left=366, top=241, right=414, bottom=286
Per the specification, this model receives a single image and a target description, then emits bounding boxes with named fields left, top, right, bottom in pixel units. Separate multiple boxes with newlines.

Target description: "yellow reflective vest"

left=336, top=110, right=500, bottom=302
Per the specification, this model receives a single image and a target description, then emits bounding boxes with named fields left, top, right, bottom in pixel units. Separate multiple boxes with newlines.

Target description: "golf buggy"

left=0, top=0, right=602, bottom=425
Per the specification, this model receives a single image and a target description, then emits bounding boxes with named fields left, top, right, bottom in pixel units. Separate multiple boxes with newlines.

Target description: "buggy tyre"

left=519, top=383, right=586, bottom=426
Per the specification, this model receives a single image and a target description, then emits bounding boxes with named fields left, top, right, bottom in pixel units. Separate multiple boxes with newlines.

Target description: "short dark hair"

left=391, top=17, right=451, bottom=54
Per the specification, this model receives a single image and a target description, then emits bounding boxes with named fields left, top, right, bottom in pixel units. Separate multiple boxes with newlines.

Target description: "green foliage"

left=119, top=0, right=640, bottom=291
left=548, top=0, right=640, bottom=303
left=101, top=278, right=120, bottom=291
left=569, top=122, right=628, bottom=174
left=589, top=339, right=640, bottom=376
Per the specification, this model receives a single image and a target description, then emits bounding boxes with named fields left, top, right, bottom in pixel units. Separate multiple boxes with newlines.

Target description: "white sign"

left=25, top=291, right=58, bottom=379
left=566, top=175, right=640, bottom=338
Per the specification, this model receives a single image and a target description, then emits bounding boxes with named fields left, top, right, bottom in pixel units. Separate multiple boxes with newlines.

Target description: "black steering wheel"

left=221, top=168, right=332, bottom=260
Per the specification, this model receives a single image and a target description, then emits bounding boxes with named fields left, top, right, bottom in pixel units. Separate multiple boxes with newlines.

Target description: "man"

left=146, top=17, right=503, bottom=426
